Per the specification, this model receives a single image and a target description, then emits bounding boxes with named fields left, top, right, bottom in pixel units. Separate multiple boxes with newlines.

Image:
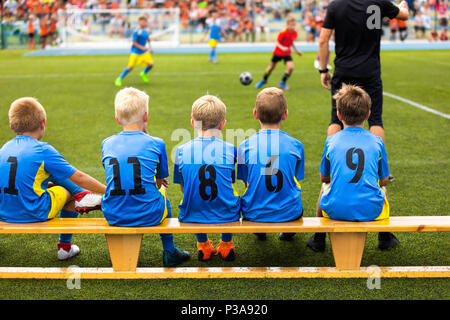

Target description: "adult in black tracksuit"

left=319, top=0, right=409, bottom=140
left=310, top=0, right=410, bottom=252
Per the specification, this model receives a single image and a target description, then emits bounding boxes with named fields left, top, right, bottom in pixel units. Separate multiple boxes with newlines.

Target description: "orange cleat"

left=197, top=240, right=216, bottom=261
left=215, top=240, right=236, bottom=261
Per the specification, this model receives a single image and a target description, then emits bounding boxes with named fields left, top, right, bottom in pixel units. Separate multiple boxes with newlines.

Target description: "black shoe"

left=253, top=233, right=267, bottom=241
left=388, top=174, right=395, bottom=181
left=378, top=232, right=399, bottom=250
left=279, top=233, right=296, bottom=241
left=163, top=247, right=190, bottom=267
left=306, top=233, right=326, bottom=252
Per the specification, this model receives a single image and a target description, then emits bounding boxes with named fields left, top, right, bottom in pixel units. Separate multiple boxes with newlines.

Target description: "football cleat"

left=255, top=80, right=267, bottom=89
left=306, top=233, right=326, bottom=252
left=57, top=242, right=80, bottom=261
left=114, top=77, right=123, bottom=87
left=279, top=233, right=296, bottom=241
left=253, top=233, right=267, bottom=241
left=197, top=240, right=216, bottom=261
left=163, top=247, right=190, bottom=267
left=139, top=71, right=149, bottom=83
left=74, top=191, right=102, bottom=214
left=378, top=232, right=399, bottom=250
left=278, top=81, right=290, bottom=91
left=215, top=240, right=235, bottom=261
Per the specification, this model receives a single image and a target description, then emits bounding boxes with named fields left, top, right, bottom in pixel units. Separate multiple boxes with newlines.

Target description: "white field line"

left=383, top=91, right=450, bottom=119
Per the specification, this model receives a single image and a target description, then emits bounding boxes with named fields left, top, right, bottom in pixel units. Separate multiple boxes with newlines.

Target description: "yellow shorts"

left=321, top=186, right=390, bottom=221
left=208, top=39, right=219, bottom=48
left=158, top=187, right=169, bottom=224
left=47, top=186, right=68, bottom=220
left=128, top=52, right=153, bottom=68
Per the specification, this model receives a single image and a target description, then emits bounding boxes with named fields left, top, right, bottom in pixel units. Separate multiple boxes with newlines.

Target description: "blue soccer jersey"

left=131, top=28, right=149, bottom=54
left=173, top=137, right=240, bottom=223
left=208, top=22, right=222, bottom=41
left=237, top=130, right=305, bottom=222
left=0, top=135, right=76, bottom=223
left=101, top=131, right=169, bottom=227
left=319, top=127, right=390, bottom=222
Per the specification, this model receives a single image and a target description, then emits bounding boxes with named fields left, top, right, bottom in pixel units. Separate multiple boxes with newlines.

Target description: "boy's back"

left=320, top=127, right=389, bottom=221
left=0, top=135, right=76, bottom=223
left=174, top=137, right=240, bottom=223
left=101, top=131, right=169, bottom=227
left=238, top=129, right=304, bottom=222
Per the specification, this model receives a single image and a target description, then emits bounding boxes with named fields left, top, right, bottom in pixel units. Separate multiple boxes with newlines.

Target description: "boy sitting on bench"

left=307, top=84, right=399, bottom=252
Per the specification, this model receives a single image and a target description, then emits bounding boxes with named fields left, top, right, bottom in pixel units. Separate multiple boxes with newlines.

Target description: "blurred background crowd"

left=0, top=0, right=448, bottom=49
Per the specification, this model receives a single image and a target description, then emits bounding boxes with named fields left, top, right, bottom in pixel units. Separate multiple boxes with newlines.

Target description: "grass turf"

left=0, top=49, right=449, bottom=300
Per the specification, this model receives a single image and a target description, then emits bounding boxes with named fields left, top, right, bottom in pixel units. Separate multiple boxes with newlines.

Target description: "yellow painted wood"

left=105, top=234, right=143, bottom=272
left=0, top=266, right=448, bottom=279
left=0, top=216, right=449, bottom=234
left=329, top=232, right=367, bottom=270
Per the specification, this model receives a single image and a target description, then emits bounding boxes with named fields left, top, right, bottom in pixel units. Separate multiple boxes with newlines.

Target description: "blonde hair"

left=333, top=84, right=371, bottom=125
left=9, top=97, right=46, bottom=134
left=114, top=87, right=149, bottom=125
left=191, top=95, right=226, bottom=130
left=255, top=87, right=287, bottom=124
left=286, top=14, right=296, bottom=24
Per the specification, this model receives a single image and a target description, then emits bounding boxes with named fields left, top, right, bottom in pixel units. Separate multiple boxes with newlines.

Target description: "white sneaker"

left=57, top=243, right=80, bottom=261
left=314, top=59, right=320, bottom=69
left=74, top=191, right=102, bottom=214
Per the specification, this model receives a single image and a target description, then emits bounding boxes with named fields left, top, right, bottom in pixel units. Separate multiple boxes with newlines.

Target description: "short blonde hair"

left=333, top=84, right=371, bottom=125
left=286, top=14, right=296, bottom=24
left=191, top=95, right=226, bottom=130
left=9, top=97, right=46, bottom=134
left=114, top=87, right=149, bottom=125
left=255, top=87, right=287, bottom=124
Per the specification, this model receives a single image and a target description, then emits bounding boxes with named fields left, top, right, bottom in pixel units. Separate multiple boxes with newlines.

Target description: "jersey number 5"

left=346, top=148, right=365, bottom=183
left=109, top=157, right=146, bottom=196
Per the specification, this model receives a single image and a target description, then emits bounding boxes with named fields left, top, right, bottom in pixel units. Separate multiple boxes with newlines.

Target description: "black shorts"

left=331, top=73, right=384, bottom=128
left=28, top=32, right=35, bottom=38
left=271, top=54, right=293, bottom=64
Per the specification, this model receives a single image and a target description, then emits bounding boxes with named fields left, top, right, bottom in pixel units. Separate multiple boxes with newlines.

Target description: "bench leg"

left=329, top=232, right=367, bottom=270
left=105, top=234, right=143, bottom=272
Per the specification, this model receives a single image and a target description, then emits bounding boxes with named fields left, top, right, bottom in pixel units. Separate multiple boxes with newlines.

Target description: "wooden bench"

left=0, top=216, right=449, bottom=279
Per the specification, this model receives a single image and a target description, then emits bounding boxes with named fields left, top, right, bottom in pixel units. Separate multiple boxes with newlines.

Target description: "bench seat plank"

left=0, top=216, right=449, bottom=234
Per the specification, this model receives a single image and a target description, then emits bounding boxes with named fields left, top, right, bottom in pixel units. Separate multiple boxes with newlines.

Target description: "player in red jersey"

left=255, top=14, right=302, bottom=90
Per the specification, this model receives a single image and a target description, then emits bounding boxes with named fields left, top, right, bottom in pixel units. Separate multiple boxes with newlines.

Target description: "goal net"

left=57, top=8, right=180, bottom=49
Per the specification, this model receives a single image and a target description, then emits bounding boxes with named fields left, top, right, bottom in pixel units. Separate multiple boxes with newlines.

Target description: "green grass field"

left=0, top=49, right=449, bottom=300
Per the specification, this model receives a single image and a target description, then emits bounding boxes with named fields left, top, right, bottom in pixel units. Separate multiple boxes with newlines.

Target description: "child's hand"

left=156, top=178, right=169, bottom=189
left=297, top=50, right=303, bottom=56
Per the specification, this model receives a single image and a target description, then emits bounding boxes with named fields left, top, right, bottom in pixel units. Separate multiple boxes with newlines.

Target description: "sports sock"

left=59, top=210, right=79, bottom=243
left=143, top=65, right=152, bottom=74
left=119, top=67, right=131, bottom=79
left=160, top=234, right=176, bottom=253
left=221, top=233, right=232, bottom=242
left=263, top=71, right=270, bottom=81
left=281, top=72, right=291, bottom=83
left=50, top=176, right=84, bottom=196
left=196, top=233, right=208, bottom=243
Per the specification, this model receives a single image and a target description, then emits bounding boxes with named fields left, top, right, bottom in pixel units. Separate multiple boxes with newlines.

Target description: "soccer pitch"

left=0, top=49, right=449, bottom=300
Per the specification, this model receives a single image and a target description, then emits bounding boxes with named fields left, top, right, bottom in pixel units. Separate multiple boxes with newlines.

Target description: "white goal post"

left=57, top=8, right=180, bottom=49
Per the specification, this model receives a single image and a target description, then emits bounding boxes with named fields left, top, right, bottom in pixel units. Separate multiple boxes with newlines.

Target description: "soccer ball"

left=240, top=72, right=253, bottom=86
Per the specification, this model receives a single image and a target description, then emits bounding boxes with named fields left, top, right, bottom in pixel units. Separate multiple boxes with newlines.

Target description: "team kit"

left=0, top=12, right=396, bottom=268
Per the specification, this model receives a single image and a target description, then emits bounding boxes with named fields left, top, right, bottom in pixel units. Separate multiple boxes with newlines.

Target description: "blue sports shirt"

left=237, top=130, right=305, bottom=222
left=208, top=22, right=222, bottom=41
left=173, top=137, right=240, bottom=223
left=320, top=127, right=390, bottom=221
left=131, top=28, right=149, bottom=54
left=101, top=131, right=169, bottom=227
left=0, top=135, right=77, bottom=223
